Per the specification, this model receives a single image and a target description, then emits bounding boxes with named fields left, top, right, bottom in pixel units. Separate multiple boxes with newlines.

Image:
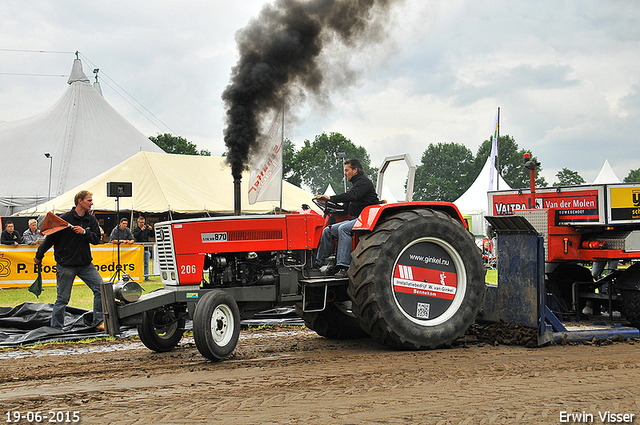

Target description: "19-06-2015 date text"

left=5, top=411, right=80, bottom=423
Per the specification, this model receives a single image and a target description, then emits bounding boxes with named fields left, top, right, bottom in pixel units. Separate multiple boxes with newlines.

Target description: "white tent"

left=593, top=160, right=621, bottom=184
left=16, top=152, right=317, bottom=216
left=454, top=157, right=511, bottom=236
left=323, top=184, right=336, bottom=196
left=0, top=58, right=164, bottom=215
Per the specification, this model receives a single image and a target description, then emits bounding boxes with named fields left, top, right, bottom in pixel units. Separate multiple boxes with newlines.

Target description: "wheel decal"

left=392, top=238, right=465, bottom=325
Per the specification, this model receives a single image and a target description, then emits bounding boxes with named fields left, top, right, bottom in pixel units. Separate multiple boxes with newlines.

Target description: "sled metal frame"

left=482, top=215, right=639, bottom=345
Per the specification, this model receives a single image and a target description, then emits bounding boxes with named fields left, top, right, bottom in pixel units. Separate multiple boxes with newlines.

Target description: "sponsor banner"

left=610, top=186, right=640, bottom=222
left=0, top=245, right=143, bottom=288
left=491, top=189, right=600, bottom=223
left=393, top=265, right=457, bottom=301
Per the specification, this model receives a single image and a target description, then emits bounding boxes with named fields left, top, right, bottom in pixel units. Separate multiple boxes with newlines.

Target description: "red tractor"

left=102, top=155, right=486, bottom=360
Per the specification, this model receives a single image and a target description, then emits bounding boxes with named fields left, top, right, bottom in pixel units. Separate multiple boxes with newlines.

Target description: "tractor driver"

left=314, top=158, right=379, bottom=278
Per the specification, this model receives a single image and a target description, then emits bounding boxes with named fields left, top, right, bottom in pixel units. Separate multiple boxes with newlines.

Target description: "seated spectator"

left=22, top=219, right=41, bottom=245
left=1, top=221, right=23, bottom=246
left=109, top=218, right=135, bottom=244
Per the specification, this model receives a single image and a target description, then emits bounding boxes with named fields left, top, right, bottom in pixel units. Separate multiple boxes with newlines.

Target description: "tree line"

left=150, top=132, right=640, bottom=202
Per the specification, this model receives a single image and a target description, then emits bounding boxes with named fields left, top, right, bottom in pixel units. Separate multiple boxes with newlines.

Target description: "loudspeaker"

left=106, top=182, right=133, bottom=198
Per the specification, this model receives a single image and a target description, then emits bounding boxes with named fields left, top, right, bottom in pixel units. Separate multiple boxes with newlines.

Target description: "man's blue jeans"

left=316, top=218, right=357, bottom=268
left=52, top=263, right=104, bottom=329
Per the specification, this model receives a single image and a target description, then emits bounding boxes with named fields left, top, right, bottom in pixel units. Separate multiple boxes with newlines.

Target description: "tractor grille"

left=155, top=224, right=177, bottom=283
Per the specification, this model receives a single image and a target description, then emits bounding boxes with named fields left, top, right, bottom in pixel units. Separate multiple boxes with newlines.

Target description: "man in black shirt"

left=1, top=221, right=23, bottom=246
left=133, top=216, right=152, bottom=281
left=34, top=190, right=104, bottom=329
left=315, top=158, right=379, bottom=277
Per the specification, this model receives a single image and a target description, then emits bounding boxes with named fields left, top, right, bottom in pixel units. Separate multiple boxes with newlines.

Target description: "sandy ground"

left=1, top=327, right=639, bottom=425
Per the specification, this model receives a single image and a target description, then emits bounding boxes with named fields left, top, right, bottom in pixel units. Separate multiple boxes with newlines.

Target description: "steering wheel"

left=313, top=197, right=347, bottom=215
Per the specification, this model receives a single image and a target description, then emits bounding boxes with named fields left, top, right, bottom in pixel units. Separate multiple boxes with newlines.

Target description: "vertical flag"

left=488, top=108, right=500, bottom=191
left=248, top=109, right=284, bottom=205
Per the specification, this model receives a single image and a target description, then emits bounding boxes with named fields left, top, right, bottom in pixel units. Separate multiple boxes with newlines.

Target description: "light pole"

left=337, top=152, right=346, bottom=192
left=44, top=153, right=53, bottom=199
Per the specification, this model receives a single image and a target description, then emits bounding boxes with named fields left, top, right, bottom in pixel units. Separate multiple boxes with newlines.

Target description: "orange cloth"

left=40, top=211, right=71, bottom=236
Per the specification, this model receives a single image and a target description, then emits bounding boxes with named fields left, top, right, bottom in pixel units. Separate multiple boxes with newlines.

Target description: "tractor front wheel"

left=348, top=208, right=486, bottom=350
left=193, top=290, right=241, bottom=361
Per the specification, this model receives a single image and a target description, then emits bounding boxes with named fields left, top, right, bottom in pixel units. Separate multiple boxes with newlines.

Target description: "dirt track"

left=1, top=328, right=639, bottom=425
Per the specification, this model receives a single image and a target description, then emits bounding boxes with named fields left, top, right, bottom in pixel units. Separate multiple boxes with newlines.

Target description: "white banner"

left=248, top=110, right=283, bottom=205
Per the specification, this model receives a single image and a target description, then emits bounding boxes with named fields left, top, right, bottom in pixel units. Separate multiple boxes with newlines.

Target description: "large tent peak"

left=67, top=58, right=90, bottom=84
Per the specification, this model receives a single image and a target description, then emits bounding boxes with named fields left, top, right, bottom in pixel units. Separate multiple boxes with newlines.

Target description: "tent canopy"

left=454, top=157, right=511, bottom=214
left=16, top=152, right=316, bottom=215
left=593, top=160, right=620, bottom=184
left=0, top=58, right=164, bottom=215
left=454, top=157, right=511, bottom=237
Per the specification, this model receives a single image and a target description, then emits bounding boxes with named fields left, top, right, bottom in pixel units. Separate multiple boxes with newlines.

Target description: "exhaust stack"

left=234, top=178, right=242, bottom=216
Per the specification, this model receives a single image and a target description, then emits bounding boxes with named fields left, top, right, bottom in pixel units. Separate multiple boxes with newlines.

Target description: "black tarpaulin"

left=0, top=302, right=106, bottom=348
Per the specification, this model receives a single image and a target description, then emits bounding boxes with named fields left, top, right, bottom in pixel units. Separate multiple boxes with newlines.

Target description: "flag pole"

left=496, top=106, right=500, bottom=190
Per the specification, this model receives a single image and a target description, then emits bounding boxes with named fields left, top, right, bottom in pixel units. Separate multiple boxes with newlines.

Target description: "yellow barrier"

left=0, top=244, right=143, bottom=288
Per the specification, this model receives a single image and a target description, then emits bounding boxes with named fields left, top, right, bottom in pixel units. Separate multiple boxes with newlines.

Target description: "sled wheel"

left=193, top=290, right=240, bottom=361
left=295, top=301, right=370, bottom=340
left=348, top=208, right=486, bottom=350
left=137, top=305, right=185, bottom=352
left=617, top=263, right=640, bottom=329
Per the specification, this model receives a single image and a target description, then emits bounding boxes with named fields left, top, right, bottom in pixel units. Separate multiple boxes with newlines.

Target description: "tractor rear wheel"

left=348, top=208, right=486, bottom=350
left=617, top=263, right=640, bottom=329
left=193, top=290, right=241, bottom=361
left=137, top=305, right=185, bottom=352
left=295, top=300, right=370, bottom=340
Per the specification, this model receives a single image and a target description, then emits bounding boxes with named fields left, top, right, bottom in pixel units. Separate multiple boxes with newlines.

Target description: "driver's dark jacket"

left=330, top=173, right=379, bottom=219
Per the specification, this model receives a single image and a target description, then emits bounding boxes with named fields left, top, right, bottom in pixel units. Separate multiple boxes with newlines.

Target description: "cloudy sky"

left=1, top=0, right=639, bottom=198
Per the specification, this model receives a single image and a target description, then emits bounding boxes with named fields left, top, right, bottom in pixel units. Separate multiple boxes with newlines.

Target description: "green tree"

left=282, top=138, right=301, bottom=187
left=624, top=168, right=640, bottom=183
left=413, top=142, right=475, bottom=202
left=553, top=168, right=586, bottom=186
left=149, top=133, right=211, bottom=156
left=475, top=135, right=547, bottom=189
left=292, top=132, right=376, bottom=194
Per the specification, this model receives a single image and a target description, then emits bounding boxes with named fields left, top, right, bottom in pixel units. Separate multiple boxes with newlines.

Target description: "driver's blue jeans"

left=51, top=263, right=104, bottom=329
left=316, top=218, right=357, bottom=268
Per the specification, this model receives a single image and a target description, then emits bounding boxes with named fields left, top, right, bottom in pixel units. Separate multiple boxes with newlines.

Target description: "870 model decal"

left=201, top=232, right=228, bottom=243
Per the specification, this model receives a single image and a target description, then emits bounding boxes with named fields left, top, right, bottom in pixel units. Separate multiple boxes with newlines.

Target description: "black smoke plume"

left=222, top=0, right=396, bottom=180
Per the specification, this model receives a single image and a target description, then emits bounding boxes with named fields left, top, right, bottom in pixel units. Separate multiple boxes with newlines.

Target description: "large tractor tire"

left=295, top=300, right=370, bottom=340
left=193, top=290, right=241, bottom=361
left=137, top=304, right=186, bottom=352
left=347, top=208, right=486, bottom=350
left=617, top=263, right=640, bottom=329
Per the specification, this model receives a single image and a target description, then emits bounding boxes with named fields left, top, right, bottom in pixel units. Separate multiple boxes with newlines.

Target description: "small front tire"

left=193, top=290, right=241, bottom=361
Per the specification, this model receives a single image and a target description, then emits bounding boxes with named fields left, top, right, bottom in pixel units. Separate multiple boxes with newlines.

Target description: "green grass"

left=0, top=276, right=164, bottom=311
left=485, top=268, right=497, bottom=285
